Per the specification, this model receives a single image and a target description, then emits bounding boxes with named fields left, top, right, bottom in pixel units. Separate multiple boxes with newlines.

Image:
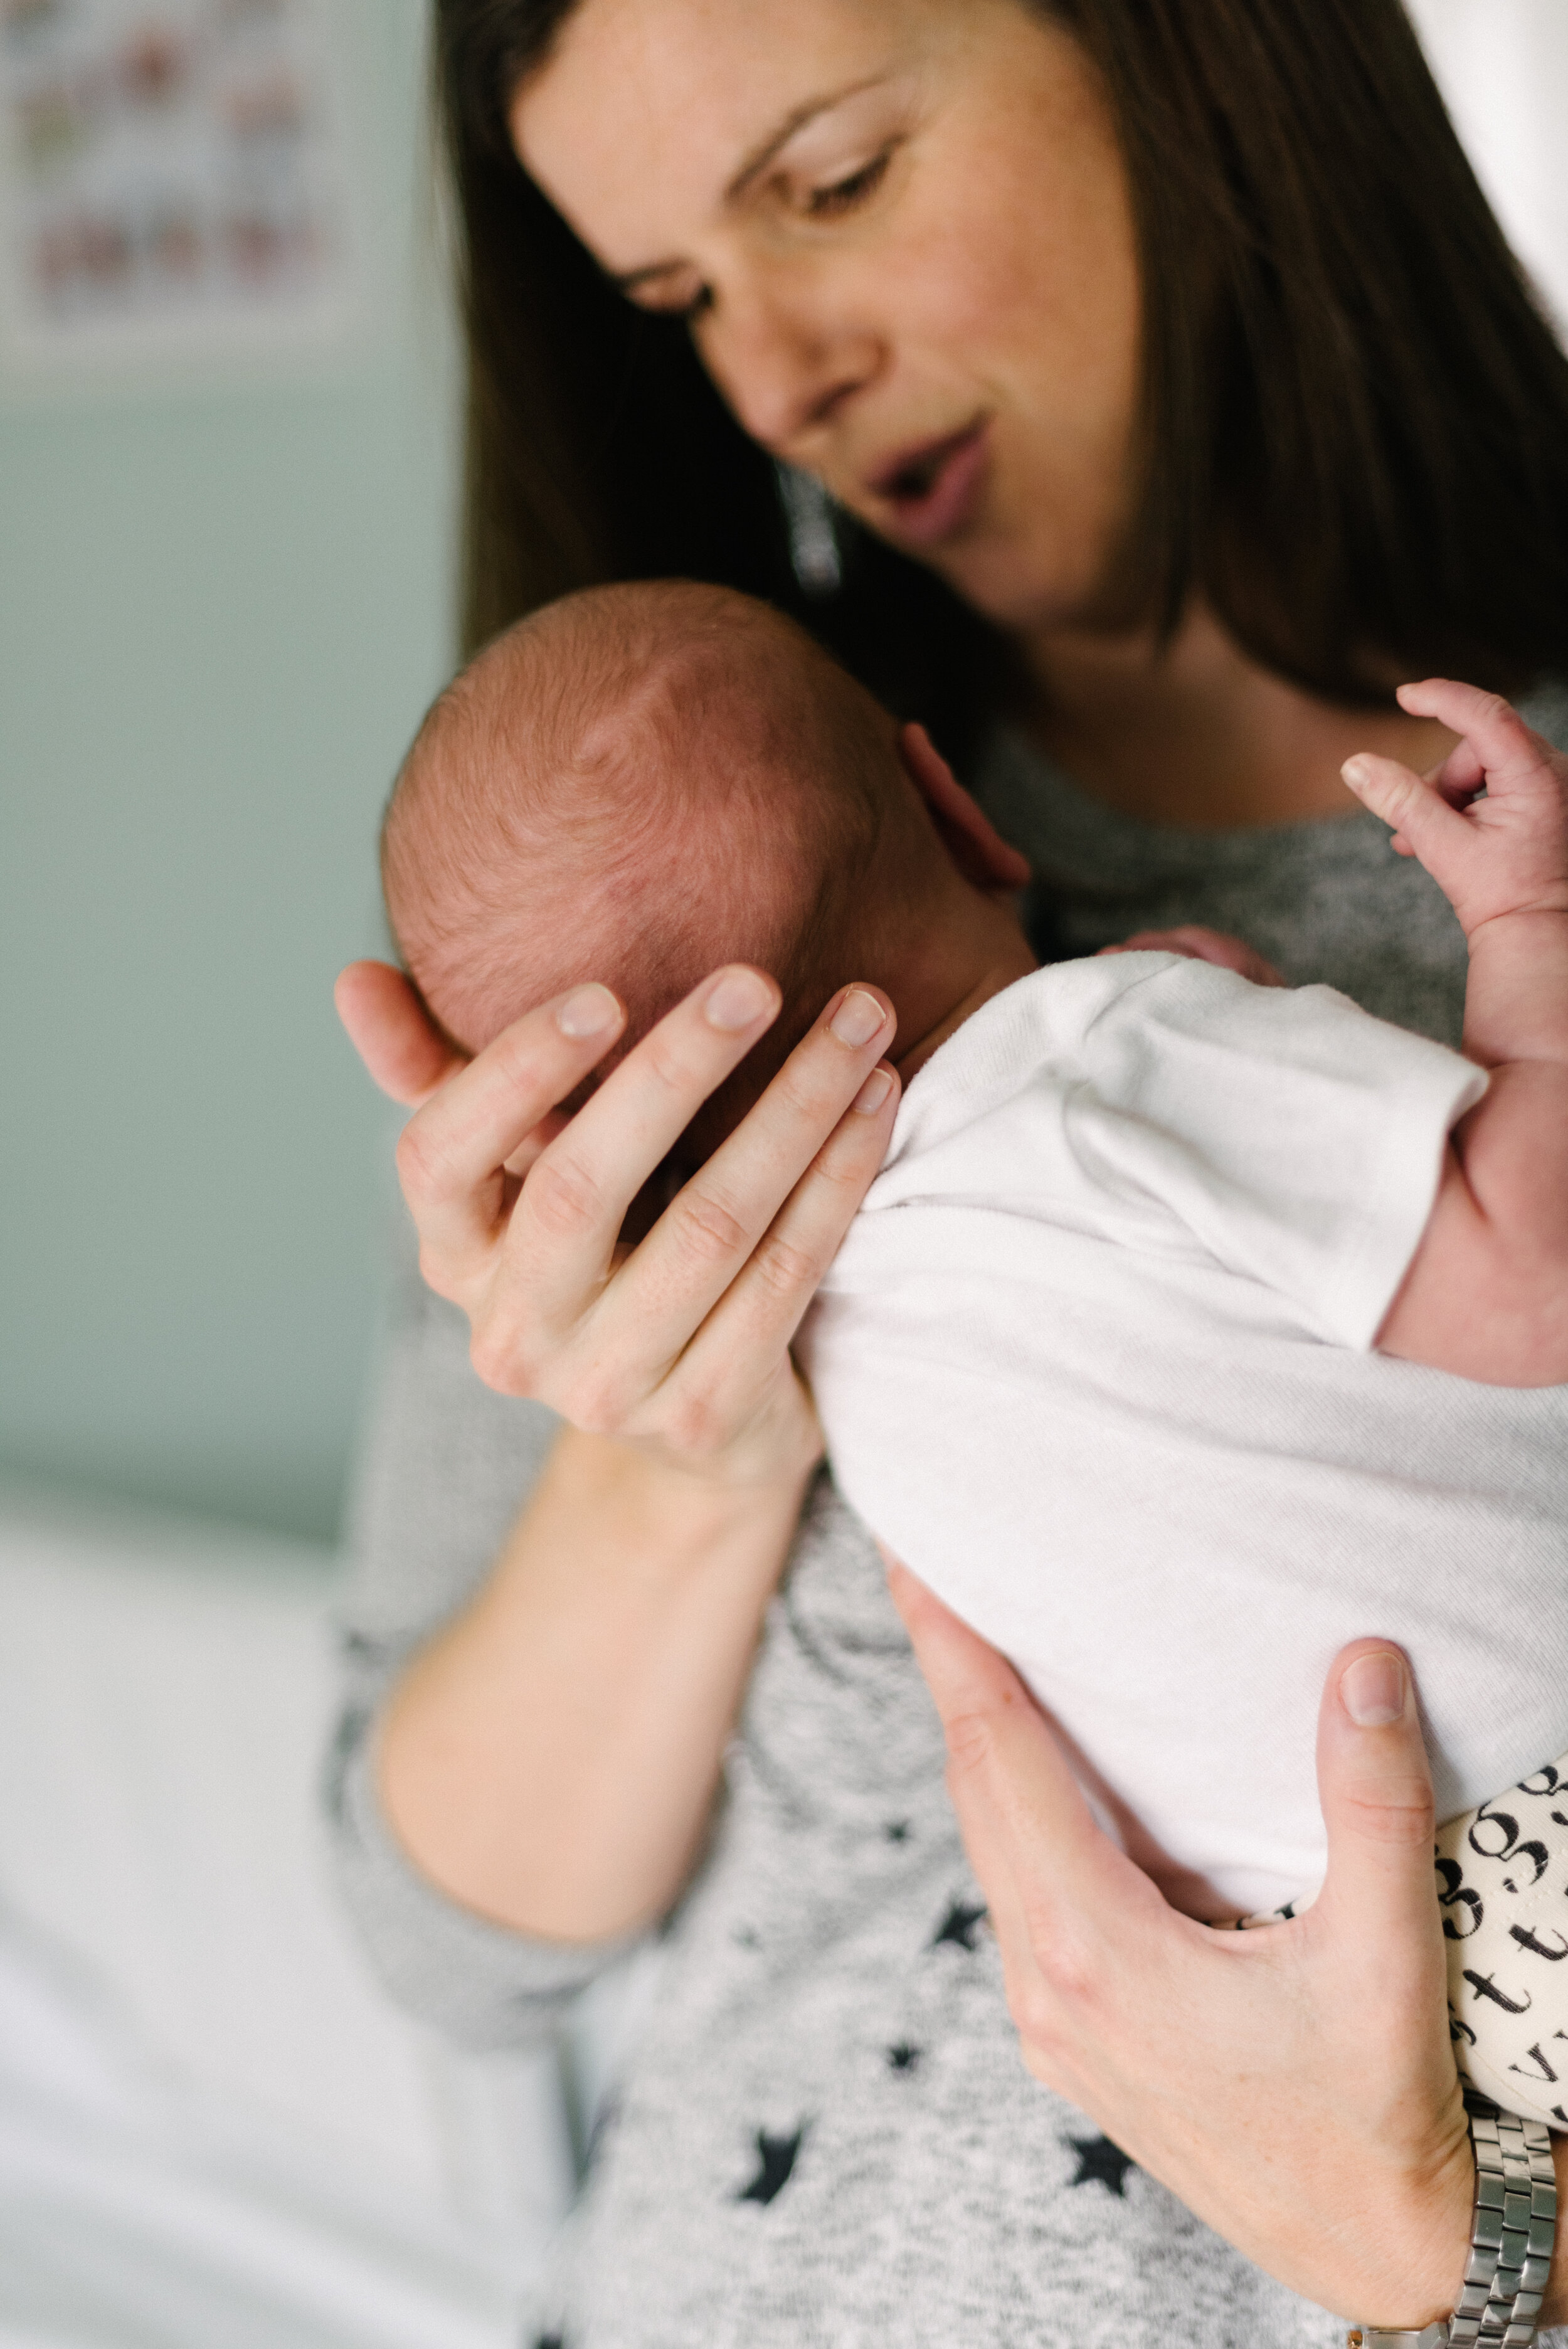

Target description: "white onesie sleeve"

left=1059, top=952, right=1488, bottom=1347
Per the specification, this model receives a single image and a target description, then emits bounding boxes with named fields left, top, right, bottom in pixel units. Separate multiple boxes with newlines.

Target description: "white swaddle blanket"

left=799, top=952, right=1568, bottom=1926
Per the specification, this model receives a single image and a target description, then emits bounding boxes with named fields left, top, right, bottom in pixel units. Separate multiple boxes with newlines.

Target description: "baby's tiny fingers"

left=1397, top=679, right=1555, bottom=793
left=1342, top=751, right=1473, bottom=866
left=1424, top=736, right=1486, bottom=809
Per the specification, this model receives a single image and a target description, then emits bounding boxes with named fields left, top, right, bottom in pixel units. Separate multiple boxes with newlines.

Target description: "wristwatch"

left=1348, top=2099, right=1557, bottom=2349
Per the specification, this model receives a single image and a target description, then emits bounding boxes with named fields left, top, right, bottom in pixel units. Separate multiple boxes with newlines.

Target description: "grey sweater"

left=328, top=701, right=1568, bottom=2348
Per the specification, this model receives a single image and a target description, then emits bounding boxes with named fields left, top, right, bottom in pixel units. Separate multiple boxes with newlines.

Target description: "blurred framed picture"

left=0, top=0, right=363, bottom=375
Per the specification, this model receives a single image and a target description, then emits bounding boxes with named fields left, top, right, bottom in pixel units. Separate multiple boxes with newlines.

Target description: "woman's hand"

left=889, top=1567, right=1486, bottom=2329
left=335, top=959, right=467, bottom=1106
left=336, top=959, right=900, bottom=1940
left=336, top=957, right=899, bottom=1491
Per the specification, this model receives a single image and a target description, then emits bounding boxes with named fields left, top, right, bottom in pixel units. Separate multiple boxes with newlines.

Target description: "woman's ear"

left=898, top=724, right=1032, bottom=892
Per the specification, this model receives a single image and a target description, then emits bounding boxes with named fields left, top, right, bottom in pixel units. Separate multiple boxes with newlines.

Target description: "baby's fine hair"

left=383, top=580, right=913, bottom=1061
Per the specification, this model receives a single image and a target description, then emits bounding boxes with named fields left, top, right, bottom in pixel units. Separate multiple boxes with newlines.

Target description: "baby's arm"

left=1343, top=680, right=1568, bottom=1384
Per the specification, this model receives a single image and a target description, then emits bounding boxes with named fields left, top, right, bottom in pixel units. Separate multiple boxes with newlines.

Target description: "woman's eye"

left=803, top=147, right=894, bottom=220
left=626, top=277, right=711, bottom=322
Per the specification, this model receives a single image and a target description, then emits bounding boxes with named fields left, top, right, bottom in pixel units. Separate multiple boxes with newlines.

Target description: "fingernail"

left=830, top=988, right=887, bottom=1048
left=852, top=1066, right=894, bottom=1115
left=704, top=968, right=774, bottom=1032
left=1342, top=757, right=1369, bottom=787
left=557, top=984, right=620, bottom=1039
left=1342, top=1650, right=1406, bottom=1727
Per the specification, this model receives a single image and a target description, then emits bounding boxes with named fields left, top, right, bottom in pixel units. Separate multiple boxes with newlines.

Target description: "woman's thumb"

left=1316, top=1641, right=1439, bottom=1942
left=334, top=960, right=464, bottom=1106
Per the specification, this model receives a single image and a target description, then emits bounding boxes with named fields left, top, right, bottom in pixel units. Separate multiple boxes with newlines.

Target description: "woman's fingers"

left=1315, top=1640, right=1441, bottom=1962
left=888, top=1564, right=1168, bottom=2099
left=415, top=964, right=895, bottom=1431
left=893, top=1595, right=1472, bottom=2318
left=631, top=984, right=895, bottom=1343
left=889, top=1566, right=1110, bottom=1902
left=501, top=966, right=786, bottom=1344
left=886, top=1566, right=1053, bottom=2010
left=336, top=960, right=466, bottom=1106
left=662, top=1054, right=901, bottom=1438
left=521, top=978, right=895, bottom=1383
left=395, top=984, right=628, bottom=1286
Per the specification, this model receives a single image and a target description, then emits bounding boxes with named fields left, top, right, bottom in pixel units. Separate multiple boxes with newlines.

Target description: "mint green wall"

left=0, top=4, right=453, bottom=1542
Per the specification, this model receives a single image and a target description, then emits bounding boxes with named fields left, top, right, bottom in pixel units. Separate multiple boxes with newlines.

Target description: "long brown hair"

left=435, top=0, right=1568, bottom=755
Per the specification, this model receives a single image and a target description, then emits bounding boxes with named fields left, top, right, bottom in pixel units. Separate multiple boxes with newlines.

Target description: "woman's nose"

left=707, top=285, right=881, bottom=457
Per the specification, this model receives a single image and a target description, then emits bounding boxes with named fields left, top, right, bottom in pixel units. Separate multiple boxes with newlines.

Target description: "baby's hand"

left=1099, top=925, right=1286, bottom=989
left=1361, top=686, right=1568, bottom=1383
left=1343, top=680, right=1568, bottom=940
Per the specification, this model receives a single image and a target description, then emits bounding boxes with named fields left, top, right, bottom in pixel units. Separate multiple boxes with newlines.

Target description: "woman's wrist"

left=1310, top=2106, right=1475, bottom=2331
left=548, top=1415, right=820, bottom=1571
left=1369, top=2111, right=1567, bottom=2343
left=1357, top=2118, right=1482, bottom=2337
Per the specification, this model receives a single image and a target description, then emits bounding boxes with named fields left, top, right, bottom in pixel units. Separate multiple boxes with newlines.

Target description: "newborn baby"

left=383, top=580, right=1568, bottom=2124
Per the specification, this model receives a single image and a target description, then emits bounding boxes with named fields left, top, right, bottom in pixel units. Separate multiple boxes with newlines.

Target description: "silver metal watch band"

left=1348, top=2097, right=1557, bottom=2349
left=1451, top=2101, right=1557, bottom=2346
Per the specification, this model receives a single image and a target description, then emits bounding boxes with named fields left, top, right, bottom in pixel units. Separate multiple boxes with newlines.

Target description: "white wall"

left=1407, top=0, right=1568, bottom=332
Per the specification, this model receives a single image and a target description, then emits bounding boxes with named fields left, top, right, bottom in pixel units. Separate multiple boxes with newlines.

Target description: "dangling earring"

left=775, top=464, right=843, bottom=597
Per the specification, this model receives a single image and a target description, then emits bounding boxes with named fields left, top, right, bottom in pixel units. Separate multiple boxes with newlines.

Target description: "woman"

left=332, top=1, right=1568, bottom=2338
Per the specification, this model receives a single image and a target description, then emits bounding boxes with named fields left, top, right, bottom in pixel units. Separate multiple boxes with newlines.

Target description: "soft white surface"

left=0, top=1492, right=573, bottom=2346
left=802, top=956, right=1568, bottom=1919
left=1410, top=0, right=1568, bottom=334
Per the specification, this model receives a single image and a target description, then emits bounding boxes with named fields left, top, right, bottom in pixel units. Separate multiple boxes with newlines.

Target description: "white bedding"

left=0, top=1491, right=573, bottom=2348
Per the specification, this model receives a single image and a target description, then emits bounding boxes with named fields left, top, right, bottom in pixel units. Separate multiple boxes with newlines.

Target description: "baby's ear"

left=898, top=724, right=1032, bottom=892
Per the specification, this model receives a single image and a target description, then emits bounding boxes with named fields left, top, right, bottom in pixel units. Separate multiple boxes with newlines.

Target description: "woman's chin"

left=930, top=521, right=1157, bottom=647
left=931, top=538, right=1115, bottom=640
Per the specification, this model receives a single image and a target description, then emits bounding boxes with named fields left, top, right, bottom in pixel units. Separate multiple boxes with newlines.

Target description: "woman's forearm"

left=378, top=1425, right=808, bottom=1943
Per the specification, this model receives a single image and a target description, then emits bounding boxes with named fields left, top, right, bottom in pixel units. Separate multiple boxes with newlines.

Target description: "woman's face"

left=512, top=0, right=1143, bottom=636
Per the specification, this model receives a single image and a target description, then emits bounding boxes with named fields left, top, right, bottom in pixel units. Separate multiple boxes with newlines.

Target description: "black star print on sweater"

left=736, top=2126, right=806, bottom=2205
left=1067, top=2134, right=1136, bottom=2197
left=929, top=1897, right=988, bottom=1952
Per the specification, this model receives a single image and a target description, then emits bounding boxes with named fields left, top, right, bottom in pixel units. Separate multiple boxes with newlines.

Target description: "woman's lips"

left=867, top=420, right=991, bottom=549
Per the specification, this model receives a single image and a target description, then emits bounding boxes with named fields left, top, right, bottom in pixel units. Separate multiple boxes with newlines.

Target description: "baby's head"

left=383, top=581, right=966, bottom=1135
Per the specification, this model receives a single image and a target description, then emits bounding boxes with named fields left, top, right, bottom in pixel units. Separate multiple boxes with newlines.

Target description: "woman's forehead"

left=510, top=0, right=930, bottom=269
